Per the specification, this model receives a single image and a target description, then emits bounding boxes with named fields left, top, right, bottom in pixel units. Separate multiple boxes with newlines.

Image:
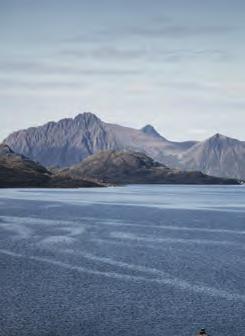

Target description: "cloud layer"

left=0, top=0, right=244, bottom=141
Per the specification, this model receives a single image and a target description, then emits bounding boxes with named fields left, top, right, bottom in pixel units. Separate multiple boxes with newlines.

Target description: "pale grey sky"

left=0, top=0, right=245, bottom=141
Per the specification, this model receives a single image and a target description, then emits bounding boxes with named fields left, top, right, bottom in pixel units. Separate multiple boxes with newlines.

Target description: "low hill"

left=66, top=150, right=241, bottom=185
left=0, top=144, right=104, bottom=188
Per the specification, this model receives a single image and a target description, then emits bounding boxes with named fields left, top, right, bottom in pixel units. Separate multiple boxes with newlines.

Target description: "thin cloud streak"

left=63, top=20, right=236, bottom=43
left=0, top=60, right=141, bottom=76
left=60, top=46, right=231, bottom=63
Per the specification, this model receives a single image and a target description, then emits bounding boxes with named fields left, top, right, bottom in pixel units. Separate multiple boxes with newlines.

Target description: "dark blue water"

left=0, top=185, right=244, bottom=336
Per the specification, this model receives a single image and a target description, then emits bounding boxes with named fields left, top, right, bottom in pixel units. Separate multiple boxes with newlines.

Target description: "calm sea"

left=0, top=185, right=244, bottom=336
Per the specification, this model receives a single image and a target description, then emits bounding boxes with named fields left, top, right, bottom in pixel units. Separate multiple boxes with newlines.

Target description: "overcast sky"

left=0, top=0, right=245, bottom=141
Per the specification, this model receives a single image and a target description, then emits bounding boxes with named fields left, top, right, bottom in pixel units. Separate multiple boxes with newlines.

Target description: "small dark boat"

left=197, top=328, right=209, bottom=335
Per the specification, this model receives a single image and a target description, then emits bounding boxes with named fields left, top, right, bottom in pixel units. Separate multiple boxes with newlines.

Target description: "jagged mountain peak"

left=41, top=113, right=102, bottom=129
left=209, top=133, right=231, bottom=141
left=213, top=133, right=226, bottom=139
left=44, top=112, right=102, bottom=129
left=74, top=112, right=102, bottom=124
left=141, top=124, right=165, bottom=139
left=204, top=133, right=239, bottom=147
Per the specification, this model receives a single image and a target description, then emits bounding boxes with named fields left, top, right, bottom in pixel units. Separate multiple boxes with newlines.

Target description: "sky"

left=0, top=0, right=245, bottom=141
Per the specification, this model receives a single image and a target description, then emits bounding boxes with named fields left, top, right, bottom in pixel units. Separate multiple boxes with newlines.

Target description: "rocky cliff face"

left=3, top=112, right=245, bottom=179
left=66, top=150, right=241, bottom=185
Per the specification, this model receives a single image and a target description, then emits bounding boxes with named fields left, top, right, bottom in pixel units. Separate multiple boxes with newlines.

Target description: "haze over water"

left=0, top=185, right=244, bottom=336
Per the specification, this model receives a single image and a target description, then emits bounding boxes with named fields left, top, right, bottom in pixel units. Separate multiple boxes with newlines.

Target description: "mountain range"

left=3, top=112, right=245, bottom=179
left=0, top=143, right=241, bottom=188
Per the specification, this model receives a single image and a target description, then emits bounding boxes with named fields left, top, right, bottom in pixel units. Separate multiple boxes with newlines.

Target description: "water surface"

left=0, top=185, right=244, bottom=336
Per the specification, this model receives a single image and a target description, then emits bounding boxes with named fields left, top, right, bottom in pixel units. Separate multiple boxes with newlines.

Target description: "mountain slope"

left=0, top=144, right=104, bottom=188
left=0, top=144, right=51, bottom=187
left=66, top=150, right=241, bottom=185
left=178, top=133, right=245, bottom=179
